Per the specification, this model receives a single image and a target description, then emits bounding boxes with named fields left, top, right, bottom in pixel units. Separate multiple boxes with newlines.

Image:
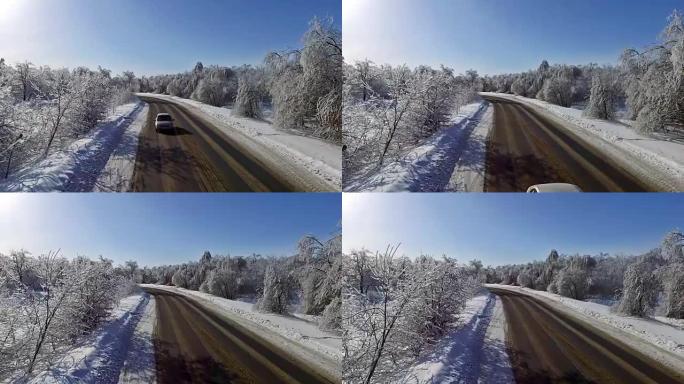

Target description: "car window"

left=157, top=115, right=171, bottom=121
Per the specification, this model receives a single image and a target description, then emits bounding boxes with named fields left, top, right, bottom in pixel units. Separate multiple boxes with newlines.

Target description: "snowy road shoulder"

left=30, top=293, right=156, bottom=384
left=139, top=284, right=341, bottom=380
left=480, top=92, right=684, bottom=191
left=485, top=284, right=684, bottom=375
left=407, top=292, right=514, bottom=383
left=344, top=101, right=490, bottom=192
left=93, top=104, right=149, bottom=192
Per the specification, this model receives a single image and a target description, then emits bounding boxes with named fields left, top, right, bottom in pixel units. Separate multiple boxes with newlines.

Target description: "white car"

left=155, top=113, right=174, bottom=132
left=527, top=183, right=582, bottom=193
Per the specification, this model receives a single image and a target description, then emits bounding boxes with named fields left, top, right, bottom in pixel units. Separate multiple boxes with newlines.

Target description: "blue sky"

left=343, top=0, right=682, bottom=74
left=343, top=194, right=683, bottom=266
left=0, top=0, right=340, bottom=75
left=0, top=193, right=341, bottom=266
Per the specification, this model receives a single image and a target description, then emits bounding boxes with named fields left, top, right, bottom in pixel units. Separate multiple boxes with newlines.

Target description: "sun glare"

left=0, top=193, right=22, bottom=216
left=0, top=0, right=25, bottom=24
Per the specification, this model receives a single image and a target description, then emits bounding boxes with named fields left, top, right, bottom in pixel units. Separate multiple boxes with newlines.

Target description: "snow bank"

left=139, top=284, right=341, bottom=379
left=29, top=293, right=155, bottom=384
left=135, top=93, right=341, bottom=189
left=0, top=102, right=146, bottom=192
left=408, top=292, right=514, bottom=383
left=481, top=92, right=684, bottom=191
left=486, top=284, right=684, bottom=372
left=344, top=102, right=489, bottom=192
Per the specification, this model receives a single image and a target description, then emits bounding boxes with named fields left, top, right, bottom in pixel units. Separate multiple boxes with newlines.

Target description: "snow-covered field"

left=481, top=92, right=684, bottom=191
left=27, top=293, right=155, bottom=384
left=485, top=284, right=684, bottom=373
left=135, top=93, right=341, bottom=189
left=139, top=284, right=341, bottom=379
left=407, top=292, right=514, bottom=384
left=0, top=102, right=147, bottom=192
left=344, top=102, right=491, bottom=192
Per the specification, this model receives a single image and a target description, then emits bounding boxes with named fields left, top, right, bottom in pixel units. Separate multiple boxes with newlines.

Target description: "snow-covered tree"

left=201, top=267, right=238, bottom=299
left=343, top=246, right=478, bottom=384
left=584, top=70, right=620, bottom=120
left=233, top=69, right=263, bottom=118
left=617, top=252, right=661, bottom=317
left=621, top=10, right=684, bottom=132
left=552, top=268, right=589, bottom=300
left=256, top=263, right=295, bottom=314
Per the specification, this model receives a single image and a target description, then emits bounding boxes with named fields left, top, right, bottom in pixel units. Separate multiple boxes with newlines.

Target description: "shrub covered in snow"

left=0, top=60, right=138, bottom=180
left=342, top=61, right=482, bottom=185
left=0, top=251, right=135, bottom=379
left=342, top=246, right=479, bottom=384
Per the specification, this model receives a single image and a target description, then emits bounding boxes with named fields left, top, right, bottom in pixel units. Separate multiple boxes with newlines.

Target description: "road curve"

left=489, top=288, right=684, bottom=384
left=482, top=95, right=654, bottom=192
left=141, top=287, right=337, bottom=384
left=132, top=95, right=299, bottom=192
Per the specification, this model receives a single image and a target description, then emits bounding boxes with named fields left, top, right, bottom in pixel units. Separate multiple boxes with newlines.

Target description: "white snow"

left=0, top=102, right=147, bottom=192
left=481, top=92, right=684, bottom=191
left=93, top=104, right=149, bottom=192
left=139, top=284, right=341, bottom=379
left=485, top=284, right=684, bottom=373
left=28, top=293, right=156, bottom=384
left=135, top=93, right=341, bottom=190
left=118, top=294, right=157, bottom=384
left=445, top=103, right=494, bottom=192
left=344, top=102, right=490, bottom=192
left=407, top=292, right=514, bottom=384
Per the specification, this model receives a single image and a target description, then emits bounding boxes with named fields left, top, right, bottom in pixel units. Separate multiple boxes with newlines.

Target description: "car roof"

left=156, top=113, right=171, bottom=117
left=527, top=183, right=582, bottom=192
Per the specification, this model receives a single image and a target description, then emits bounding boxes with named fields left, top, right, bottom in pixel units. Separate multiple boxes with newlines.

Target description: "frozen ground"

left=344, top=102, right=491, bottom=192
left=135, top=93, right=341, bottom=189
left=0, top=102, right=147, bottom=192
left=407, top=292, right=514, bottom=384
left=28, top=293, right=156, bottom=384
left=486, top=284, right=684, bottom=374
left=139, top=284, right=341, bottom=379
left=481, top=92, right=684, bottom=191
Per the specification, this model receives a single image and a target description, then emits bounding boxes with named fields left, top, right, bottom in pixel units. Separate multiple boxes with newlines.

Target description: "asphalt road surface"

left=132, top=95, right=301, bottom=192
left=490, top=288, right=684, bottom=384
left=142, top=287, right=337, bottom=384
left=482, top=95, right=653, bottom=192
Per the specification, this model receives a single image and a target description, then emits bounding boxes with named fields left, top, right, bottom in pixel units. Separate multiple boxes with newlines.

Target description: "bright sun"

left=0, top=0, right=25, bottom=24
left=0, top=193, right=22, bottom=216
